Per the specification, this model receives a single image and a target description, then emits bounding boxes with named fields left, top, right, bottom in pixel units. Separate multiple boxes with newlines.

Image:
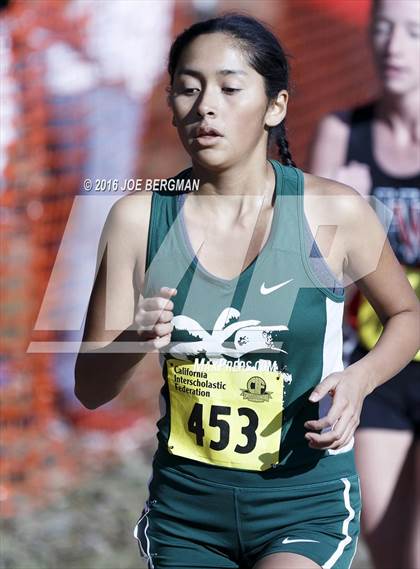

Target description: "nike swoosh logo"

left=260, top=278, right=293, bottom=295
left=282, top=537, right=320, bottom=544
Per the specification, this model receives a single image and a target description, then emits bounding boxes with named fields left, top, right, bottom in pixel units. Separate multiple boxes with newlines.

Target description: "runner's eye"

left=407, top=27, right=420, bottom=39
left=372, top=20, right=392, bottom=36
left=181, top=87, right=241, bottom=95
left=183, top=88, right=200, bottom=95
left=222, top=88, right=241, bottom=94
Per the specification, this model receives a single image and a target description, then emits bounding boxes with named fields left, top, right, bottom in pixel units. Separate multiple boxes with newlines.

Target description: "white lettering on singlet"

left=193, top=357, right=278, bottom=373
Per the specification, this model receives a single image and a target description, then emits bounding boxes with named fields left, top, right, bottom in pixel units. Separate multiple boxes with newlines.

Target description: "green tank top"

left=144, top=159, right=356, bottom=486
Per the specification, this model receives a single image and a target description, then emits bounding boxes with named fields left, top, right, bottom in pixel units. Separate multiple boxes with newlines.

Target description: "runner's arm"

left=305, top=186, right=419, bottom=449
left=74, top=194, right=152, bottom=409
left=308, top=113, right=359, bottom=307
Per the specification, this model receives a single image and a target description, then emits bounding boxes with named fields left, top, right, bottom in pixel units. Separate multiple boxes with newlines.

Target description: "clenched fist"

left=134, top=286, right=177, bottom=351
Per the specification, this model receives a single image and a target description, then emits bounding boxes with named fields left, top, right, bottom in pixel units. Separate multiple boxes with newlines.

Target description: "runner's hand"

left=303, top=369, right=369, bottom=450
left=134, top=286, right=177, bottom=351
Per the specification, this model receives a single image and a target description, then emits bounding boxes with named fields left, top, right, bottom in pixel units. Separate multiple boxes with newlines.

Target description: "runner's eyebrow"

left=177, top=68, right=248, bottom=78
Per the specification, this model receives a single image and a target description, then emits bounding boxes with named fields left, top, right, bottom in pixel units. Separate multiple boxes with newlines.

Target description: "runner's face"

left=371, top=0, right=420, bottom=95
left=170, top=33, right=272, bottom=169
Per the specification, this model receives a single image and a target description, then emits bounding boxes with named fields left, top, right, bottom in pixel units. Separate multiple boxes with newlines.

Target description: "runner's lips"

left=194, top=127, right=223, bottom=138
left=382, top=63, right=406, bottom=74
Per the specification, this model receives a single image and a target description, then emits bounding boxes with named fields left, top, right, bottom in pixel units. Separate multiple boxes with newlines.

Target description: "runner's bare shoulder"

left=303, top=172, right=387, bottom=284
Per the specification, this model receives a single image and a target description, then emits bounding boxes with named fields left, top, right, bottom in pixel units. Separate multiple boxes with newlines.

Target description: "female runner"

left=75, top=13, right=419, bottom=569
left=309, top=1, right=420, bottom=567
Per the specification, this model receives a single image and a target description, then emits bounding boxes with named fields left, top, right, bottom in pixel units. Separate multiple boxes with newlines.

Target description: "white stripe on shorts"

left=322, top=477, right=355, bottom=569
left=133, top=502, right=154, bottom=569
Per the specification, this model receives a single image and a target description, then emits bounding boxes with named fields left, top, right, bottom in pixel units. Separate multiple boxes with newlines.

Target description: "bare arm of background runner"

left=308, top=112, right=370, bottom=306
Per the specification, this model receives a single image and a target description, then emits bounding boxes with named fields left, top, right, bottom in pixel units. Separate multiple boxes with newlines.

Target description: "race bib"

left=166, top=358, right=284, bottom=471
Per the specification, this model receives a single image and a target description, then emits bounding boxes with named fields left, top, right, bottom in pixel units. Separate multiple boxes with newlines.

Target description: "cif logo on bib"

left=241, top=376, right=274, bottom=402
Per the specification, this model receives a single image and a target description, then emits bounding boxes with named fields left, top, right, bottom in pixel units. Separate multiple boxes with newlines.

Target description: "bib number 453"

left=187, top=403, right=258, bottom=454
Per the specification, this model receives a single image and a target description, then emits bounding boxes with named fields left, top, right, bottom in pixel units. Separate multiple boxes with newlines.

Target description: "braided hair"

left=167, top=13, right=296, bottom=168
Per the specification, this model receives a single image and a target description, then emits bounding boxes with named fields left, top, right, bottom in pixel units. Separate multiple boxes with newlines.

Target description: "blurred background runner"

left=309, top=1, right=420, bottom=567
